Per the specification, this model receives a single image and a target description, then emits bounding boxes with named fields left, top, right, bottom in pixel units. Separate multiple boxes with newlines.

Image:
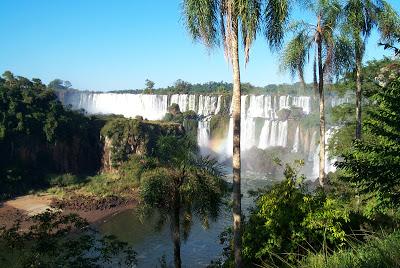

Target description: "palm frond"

left=280, top=31, right=312, bottom=86
left=182, top=0, right=220, bottom=48
left=239, top=0, right=262, bottom=63
left=264, top=0, right=292, bottom=49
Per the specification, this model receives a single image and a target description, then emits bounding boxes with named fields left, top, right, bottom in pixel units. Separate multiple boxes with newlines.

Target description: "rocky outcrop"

left=100, top=118, right=185, bottom=172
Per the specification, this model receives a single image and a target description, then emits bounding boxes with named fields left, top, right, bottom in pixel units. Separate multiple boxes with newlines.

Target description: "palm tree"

left=139, top=136, right=227, bottom=268
left=342, top=0, right=399, bottom=139
left=182, top=1, right=291, bottom=265
left=281, top=0, right=346, bottom=187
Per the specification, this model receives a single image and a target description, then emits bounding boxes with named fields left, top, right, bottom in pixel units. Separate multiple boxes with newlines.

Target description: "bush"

left=47, top=173, right=80, bottom=187
left=240, top=163, right=351, bottom=266
left=302, top=231, right=400, bottom=268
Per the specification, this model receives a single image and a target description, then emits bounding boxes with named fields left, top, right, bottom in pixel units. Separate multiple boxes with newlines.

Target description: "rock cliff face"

left=100, top=118, right=185, bottom=172
left=8, top=127, right=103, bottom=176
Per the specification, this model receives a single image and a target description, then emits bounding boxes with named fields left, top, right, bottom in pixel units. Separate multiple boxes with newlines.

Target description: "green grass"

left=301, top=231, right=400, bottom=268
left=45, top=173, right=139, bottom=199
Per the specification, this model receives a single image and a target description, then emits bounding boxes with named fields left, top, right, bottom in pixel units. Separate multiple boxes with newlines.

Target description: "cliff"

left=100, top=118, right=185, bottom=172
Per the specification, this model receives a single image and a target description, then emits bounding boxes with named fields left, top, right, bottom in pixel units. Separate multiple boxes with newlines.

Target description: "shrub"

left=47, top=173, right=80, bottom=187
left=241, top=163, right=351, bottom=266
left=302, top=231, right=400, bottom=268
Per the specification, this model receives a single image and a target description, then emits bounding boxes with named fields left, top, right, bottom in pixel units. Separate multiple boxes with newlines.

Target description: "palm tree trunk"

left=173, top=192, right=181, bottom=268
left=231, top=18, right=242, bottom=268
left=313, top=54, right=318, bottom=96
left=355, top=55, right=362, bottom=139
left=317, top=34, right=326, bottom=187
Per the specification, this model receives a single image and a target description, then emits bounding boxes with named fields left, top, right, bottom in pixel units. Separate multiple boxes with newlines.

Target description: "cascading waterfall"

left=58, top=91, right=345, bottom=179
left=308, top=131, right=317, bottom=162
left=292, top=126, right=300, bottom=153
left=312, top=128, right=338, bottom=178
left=197, top=119, right=211, bottom=154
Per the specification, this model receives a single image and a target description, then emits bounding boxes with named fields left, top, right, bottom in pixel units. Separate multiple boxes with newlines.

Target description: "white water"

left=59, top=91, right=345, bottom=178
left=312, top=128, right=338, bottom=178
left=61, top=91, right=313, bottom=153
left=292, top=126, right=300, bottom=153
left=197, top=119, right=211, bottom=155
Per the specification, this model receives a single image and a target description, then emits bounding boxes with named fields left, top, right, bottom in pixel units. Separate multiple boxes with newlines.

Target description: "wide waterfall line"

left=60, top=91, right=313, bottom=120
left=57, top=91, right=347, bottom=178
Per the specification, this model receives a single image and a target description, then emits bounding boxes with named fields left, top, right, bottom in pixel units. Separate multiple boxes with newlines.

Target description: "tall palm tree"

left=140, top=136, right=227, bottom=268
left=342, top=0, right=399, bottom=139
left=281, top=0, right=346, bottom=187
left=182, top=1, right=291, bottom=266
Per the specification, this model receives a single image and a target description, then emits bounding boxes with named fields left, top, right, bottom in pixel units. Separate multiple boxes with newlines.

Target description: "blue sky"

left=1, top=0, right=400, bottom=91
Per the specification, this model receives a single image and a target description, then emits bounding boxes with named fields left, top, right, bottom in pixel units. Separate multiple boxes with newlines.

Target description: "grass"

left=45, top=172, right=139, bottom=199
left=301, top=231, right=400, bottom=268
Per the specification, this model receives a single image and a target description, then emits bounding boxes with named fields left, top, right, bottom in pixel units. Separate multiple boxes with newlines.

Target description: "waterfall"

left=258, top=120, right=271, bottom=150
left=291, top=96, right=312, bottom=114
left=268, top=121, right=278, bottom=146
left=276, top=121, right=287, bottom=147
left=308, top=131, right=317, bottom=161
left=242, top=117, right=256, bottom=151
left=312, top=128, right=338, bottom=178
left=59, top=91, right=314, bottom=160
left=197, top=119, right=210, bottom=154
left=292, top=126, right=300, bottom=153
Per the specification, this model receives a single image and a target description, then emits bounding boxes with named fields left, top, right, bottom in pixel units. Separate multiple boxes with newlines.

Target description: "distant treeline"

left=52, top=79, right=316, bottom=95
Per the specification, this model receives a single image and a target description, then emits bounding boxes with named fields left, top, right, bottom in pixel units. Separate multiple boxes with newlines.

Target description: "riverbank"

left=0, top=193, right=138, bottom=229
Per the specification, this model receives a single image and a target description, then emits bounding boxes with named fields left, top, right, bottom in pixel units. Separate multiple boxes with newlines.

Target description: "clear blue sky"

left=1, top=0, right=400, bottom=91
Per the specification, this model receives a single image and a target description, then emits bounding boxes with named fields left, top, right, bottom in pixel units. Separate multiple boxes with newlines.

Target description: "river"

left=98, top=173, right=277, bottom=267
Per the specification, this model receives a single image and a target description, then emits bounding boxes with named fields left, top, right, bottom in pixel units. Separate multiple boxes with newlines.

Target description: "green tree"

left=48, top=79, right=65, bottom=90
left=342, top=0, right=400, bottom=139
left=239, top=162, right=350, bottom=266
left=64, top=80, right=72, bottom=89
left=145, top=78, right=155, bottom=93
left=337, top=63, right=400, bottom=208
left=173, top=79, right=191, bottom=93
left=280, top=0, right=347, bottom=186
left=139, top=136, right=227, bottom=268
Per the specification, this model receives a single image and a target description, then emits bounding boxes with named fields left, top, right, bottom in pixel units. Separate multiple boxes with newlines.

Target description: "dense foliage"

left=302, top=230, right=400, bottom=268
left=100, top=117, right=184, bottom=168
left=240, top=163, right=351, bottom=266
left=92, top=80, right=316, bottom=96
left=337, top=62, right=400, bottom=209
left=0, top=72, right=104, bottom=199
left=163, top=103, right=198, bottom=139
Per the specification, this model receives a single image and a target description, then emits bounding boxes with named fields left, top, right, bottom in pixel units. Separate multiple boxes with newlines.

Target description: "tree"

left=342, top=0, right=400, bottom=139
left=337, top=62, right=400, bottom=207
left=139, top=136, right=227, bottom=268
left=173, top=79, right=191, bottom=93
left=48, top=79, right=65, bottom=90
left=64, top=80, right=72, bottom=89
left=182, top=1, right=292, bottom=265
left=280, top=0, right=348, bottom=187
left=145, top=79, right=155, bottom=93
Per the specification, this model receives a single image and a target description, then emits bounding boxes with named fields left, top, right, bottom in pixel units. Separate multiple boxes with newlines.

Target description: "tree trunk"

left=317, top=31, right=326, bottom=187
left=313, top=55, right=318, bottom=96
left=231, top=18, right=242, bottom=268
left=172, top=192, right=181, bottom=268
left=355, top=55, right=362, bottom=139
